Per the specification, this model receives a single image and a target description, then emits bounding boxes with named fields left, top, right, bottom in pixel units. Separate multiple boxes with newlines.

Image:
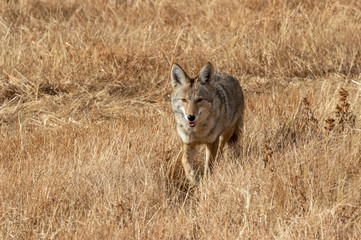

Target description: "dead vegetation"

left=1, top=0, right=361, bottom=239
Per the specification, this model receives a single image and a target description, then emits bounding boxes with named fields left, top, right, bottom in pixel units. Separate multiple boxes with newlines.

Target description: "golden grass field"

left=1, top=0, right=361, bottom=239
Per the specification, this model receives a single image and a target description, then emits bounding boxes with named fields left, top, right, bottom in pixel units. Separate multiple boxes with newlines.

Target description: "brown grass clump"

left=1, top=0, right=361, bottom=239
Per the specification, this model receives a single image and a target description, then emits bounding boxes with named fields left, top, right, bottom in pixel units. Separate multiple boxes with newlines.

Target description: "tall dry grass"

left=1, top=0, right=361, bottom=239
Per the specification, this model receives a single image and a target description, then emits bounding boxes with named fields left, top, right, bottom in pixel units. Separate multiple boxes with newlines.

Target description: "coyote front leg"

left=182, top=143, right=198, bottom=185
left=204, top=138, right=219, bottom=178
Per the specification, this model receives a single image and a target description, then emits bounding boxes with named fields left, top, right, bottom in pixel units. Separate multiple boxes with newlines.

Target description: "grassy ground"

left=1, top=0, right=361, bottom=239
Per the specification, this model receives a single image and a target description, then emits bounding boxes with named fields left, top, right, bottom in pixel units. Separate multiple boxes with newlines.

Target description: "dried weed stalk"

left=325, top=88, right=356, bottom=132
left=263, top=140, right=273, bottom=168
left=300, top=97, right=319, bottom=132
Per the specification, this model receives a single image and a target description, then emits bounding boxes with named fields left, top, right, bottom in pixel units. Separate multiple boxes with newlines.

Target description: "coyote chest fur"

left=170, top=63, right=244, bottom=185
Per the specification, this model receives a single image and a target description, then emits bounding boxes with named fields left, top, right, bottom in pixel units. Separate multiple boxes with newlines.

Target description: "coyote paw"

left=186, top=171, right=199, bottom=186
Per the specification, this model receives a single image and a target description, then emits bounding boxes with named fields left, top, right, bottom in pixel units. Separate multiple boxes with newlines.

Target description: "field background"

left=1, top=0, right=361, bottom=239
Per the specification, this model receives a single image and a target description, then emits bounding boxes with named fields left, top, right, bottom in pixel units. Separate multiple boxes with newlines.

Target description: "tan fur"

left=171, top=62, right=244, bottom=185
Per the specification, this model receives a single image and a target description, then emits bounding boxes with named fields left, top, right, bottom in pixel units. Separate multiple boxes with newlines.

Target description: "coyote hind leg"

left=219, top=120, right=242, bottom=160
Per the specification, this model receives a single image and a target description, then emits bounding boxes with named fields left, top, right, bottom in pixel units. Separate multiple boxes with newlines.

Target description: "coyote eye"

left=181, top=98, right=187, bottom=102
left=196, top=98, right=203, bottom=103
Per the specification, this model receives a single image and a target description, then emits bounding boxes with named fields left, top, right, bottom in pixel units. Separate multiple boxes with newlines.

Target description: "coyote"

left=171, top=62, right=244, bottom=185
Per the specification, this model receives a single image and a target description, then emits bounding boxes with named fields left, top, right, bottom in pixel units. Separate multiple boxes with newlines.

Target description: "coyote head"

left=171, top=63, right=214, bottom=128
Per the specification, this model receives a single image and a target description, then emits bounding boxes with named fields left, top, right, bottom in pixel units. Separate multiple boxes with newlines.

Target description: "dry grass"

left=1, top=0, right=361, bottom=239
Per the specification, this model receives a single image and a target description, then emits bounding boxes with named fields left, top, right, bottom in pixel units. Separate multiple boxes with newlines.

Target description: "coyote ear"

left=171, top=64, right=188, bottom=88
left=198, top=62, right=214, bottom=86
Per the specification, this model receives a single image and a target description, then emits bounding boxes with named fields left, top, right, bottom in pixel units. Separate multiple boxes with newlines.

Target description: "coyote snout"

left=170, top=62, right=244, bottom=185
left=187, top=115, right=195, bottom=121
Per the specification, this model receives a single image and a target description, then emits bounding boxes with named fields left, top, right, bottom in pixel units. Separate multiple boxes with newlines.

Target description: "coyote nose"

left=187, top=115, right=195, bottom=121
